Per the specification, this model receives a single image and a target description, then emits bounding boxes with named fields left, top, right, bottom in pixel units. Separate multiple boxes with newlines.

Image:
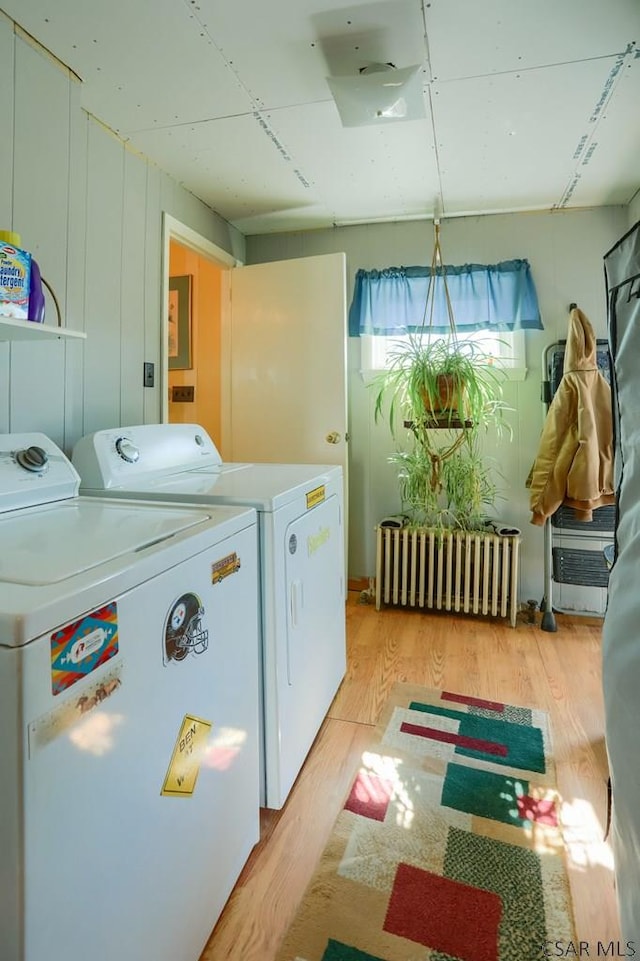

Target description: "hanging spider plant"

left=371, top=217, right=511, bottom=437
left=389, top=433, right=503, bottom=531
left=373, top=331, right=510, bottom=438
left=373, top=218, right=513, bottom=533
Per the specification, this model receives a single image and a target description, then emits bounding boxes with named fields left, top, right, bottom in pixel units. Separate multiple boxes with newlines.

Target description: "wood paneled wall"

left=0, top=12, right=244, bottom=454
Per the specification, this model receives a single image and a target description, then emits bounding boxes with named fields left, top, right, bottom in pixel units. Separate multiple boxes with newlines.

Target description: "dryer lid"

left=84, top=462, right=342, bottom=512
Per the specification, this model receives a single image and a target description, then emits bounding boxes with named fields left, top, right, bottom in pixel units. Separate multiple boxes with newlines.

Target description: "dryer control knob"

left=115, top=438, right=140, bottom=463
left=15, top=445, right=49, bottom=472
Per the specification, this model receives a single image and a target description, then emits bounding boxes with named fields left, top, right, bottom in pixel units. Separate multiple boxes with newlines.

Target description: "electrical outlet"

left=143, top=362, right=154, bottom=387
left=172, top=385, right=195, bottom=403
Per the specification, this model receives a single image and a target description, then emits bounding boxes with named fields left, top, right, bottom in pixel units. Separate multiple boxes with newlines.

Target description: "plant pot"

left=421, top=374, right=467, bottom=417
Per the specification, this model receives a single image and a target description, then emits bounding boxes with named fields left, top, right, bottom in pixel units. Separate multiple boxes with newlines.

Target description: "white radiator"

left=375, top=526, right=520, bottom=627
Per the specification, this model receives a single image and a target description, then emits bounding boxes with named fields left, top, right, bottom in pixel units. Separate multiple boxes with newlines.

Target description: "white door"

left=163, top=219, right=349, bottom=571
left=226, top=252, right=348, bottom=475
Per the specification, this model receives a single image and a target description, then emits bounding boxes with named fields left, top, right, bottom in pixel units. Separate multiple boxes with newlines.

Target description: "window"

left=349, top=258, right=540, bottom=382
left=360, top=329, right=527, bottom=380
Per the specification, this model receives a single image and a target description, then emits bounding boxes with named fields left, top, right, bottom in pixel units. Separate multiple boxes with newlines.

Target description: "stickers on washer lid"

left=50, top=602, right=119, bottom=695
left=211, top=551, right=241, bottom=584
left=163, top=593, right=209, bottom=665
left=161, top=713, right=213, bottom=797
left=306, top=485, right=325, bottom=509
left=29, top=663, right=123, bottom=753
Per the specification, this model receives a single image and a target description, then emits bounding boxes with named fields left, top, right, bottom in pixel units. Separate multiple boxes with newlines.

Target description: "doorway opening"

left=161, top=214, right=238, bottom=455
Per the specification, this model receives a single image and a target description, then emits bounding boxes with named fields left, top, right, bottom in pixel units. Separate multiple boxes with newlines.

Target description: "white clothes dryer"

left=0, top=433, right=260, bottom=961
left=72, top=423, right=347, bottom=809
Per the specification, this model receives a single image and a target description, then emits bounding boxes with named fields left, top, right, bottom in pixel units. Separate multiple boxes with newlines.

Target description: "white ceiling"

left=5, top=0, right=640, bottom=235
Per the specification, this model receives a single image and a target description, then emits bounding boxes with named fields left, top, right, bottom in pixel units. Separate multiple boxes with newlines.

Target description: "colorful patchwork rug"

left=275, top=683, right=575, bottom=961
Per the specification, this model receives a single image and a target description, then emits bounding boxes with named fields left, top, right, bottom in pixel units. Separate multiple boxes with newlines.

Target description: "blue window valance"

left=348, top=258, right=542, bottom=337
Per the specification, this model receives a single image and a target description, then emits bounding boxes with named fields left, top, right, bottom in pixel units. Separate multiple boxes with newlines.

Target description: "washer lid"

left=0, top=498, right=214, bottom=585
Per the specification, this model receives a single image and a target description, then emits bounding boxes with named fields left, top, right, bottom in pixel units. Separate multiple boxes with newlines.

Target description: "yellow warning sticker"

left=306, top=485, right=325, bottom=509
left=211, top=552, right=241, bottom=584
left=161, top=714, right=213, bottom=798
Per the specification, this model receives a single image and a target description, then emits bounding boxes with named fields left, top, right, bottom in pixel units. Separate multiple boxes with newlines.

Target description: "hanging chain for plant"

left=421, top=219, right=458, bottom=343
left=418, top=216, right=467, bottom=493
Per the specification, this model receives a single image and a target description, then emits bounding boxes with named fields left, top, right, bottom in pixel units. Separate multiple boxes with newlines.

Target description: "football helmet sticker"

left=164, top=593, right=209, bottom=664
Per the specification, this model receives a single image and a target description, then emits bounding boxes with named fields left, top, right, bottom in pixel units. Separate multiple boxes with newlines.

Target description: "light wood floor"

left=200, top=593, right=618, bottom=960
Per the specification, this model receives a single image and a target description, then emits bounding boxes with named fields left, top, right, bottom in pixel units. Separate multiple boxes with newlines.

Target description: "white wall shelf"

left=0, top=317, right=86, bottom=341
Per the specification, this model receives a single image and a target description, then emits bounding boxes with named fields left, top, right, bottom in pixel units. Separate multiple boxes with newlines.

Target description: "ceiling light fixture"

left=326, top=62, right=426, bottom=128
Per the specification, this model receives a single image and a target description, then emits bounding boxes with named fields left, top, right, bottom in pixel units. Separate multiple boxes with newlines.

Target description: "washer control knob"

left=15, top=445, right=49, bottom=472
left=115, top=438, right=140, bottom=463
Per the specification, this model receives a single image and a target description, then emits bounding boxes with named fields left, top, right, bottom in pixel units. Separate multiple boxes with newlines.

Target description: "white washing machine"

left=0, top=433, right=260, bottom=961
left=72, top=423, right=347, bottom=809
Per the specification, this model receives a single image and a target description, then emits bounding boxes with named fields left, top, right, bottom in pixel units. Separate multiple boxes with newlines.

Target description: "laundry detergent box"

left=0, top=241, right=31, bottom=320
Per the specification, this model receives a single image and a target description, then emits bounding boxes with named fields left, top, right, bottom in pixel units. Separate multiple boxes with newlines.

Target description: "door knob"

left=325, top=431, right=341, bottom=444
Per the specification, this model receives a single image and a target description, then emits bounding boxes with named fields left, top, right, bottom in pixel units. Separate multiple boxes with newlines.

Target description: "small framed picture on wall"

left=168, top=275, right=192, bottom=370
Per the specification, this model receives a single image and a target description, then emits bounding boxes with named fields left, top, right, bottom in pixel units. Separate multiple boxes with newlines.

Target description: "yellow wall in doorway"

left=168, top=241, right=223, bottom=447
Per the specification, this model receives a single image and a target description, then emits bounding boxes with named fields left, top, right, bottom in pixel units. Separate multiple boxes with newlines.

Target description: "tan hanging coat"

left=526, top=306, right=615, bottom=525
